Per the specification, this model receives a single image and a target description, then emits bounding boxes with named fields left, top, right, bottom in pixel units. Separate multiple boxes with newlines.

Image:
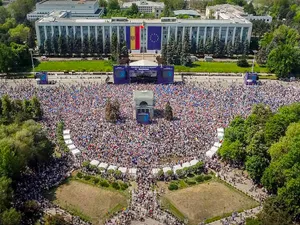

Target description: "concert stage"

left=113, top=60, right=174, bottom=84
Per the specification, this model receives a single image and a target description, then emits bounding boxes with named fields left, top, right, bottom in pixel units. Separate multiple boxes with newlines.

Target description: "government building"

left=35, top=15, right=252, bottom=53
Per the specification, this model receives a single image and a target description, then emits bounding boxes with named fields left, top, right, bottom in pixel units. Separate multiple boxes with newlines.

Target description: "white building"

left=27, top=0, right=103, bottom=21
left=206, top=4, right=272, bottom=23
left=122, top=0, right=164, bottom=18
left=35, top=16, right=252, bottom=53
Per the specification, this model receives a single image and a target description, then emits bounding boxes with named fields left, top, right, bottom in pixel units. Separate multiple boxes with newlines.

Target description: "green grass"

left=63, top=204, right=92, bottom=222
left=175, top=62, right=269, bottom=73
left=34, top=60, right=270, bottom=73
left=34, top=60, right=114, bottom=72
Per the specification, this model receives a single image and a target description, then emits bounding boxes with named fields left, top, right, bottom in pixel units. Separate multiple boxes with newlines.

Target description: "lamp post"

left=29, top=48, right=35, bottom=73
left=252, top=50, right=257, bottom=73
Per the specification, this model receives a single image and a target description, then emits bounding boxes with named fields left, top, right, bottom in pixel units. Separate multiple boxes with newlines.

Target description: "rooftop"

left=174, top=10, right=200, bottom=17
left=123, top=0, right=164, bottom=8
left=38, top=0, right=97, bottom=5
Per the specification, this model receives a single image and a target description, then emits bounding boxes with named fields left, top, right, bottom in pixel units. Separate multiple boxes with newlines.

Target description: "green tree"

left=8, top=0, right=35, bottom=23
left=107, top=0, right=120, bottom=10
left=89, top=35, right=97, bottom=55
left=161, top=43, right=167, bottom=64
left=66, top=36, right=74, bottom=56
left=104, top=39, right=110, bottom=55
left=44, top=39, right=52, bottom=56
left=164, top=101, right=173, bottom=121
left=244, top=2, right=256, bottom=15
left=52, top=36, right=59, bottom=55
left=0, top=176, right=12, bottom=212
left=197, top=40, right=204, bottom=56
left=73, top=37, right=82, bottom=56
left=181, top=30, right=191, bottom=66
left=96, top=35, right=103, bottom=55
left=30, top=96, right=43, bottom=120
left=226, top=43, right=234, bottom=58
left=0, top=44, right=13, bottom=73
left=120, top=41, right=128, bottom=57
left=1, top=208, right=21, bottom=225
left=58, top=36, right=67, bottom=56
left=129, top=3, right=139, bottom=15
left=99, top=0, right=107, bottom=7
left=82, top=35, right=89, bottom=56
left=267, top=44, right=300, bottom=78
left=256, top=47, right=268, bottom=65
left=45, top=214, right=70, bottom=225
left=8, top=24, right=30, bottom=44
left=237, top=55, right=249, bottom=67
left=0, top=7, right=10, bottom=24
left=110, top=32, right=119, bottom=62
left=246, top=155, right=269, bottom=183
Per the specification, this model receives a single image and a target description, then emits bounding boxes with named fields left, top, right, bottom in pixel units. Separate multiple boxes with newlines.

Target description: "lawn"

left=159, top=180, right=258, bottom=225
left=175, top=62, right=269, bottom=73
left=34, top=60, right=269, bottom=73
left=47, top=180, right=128, bottom=225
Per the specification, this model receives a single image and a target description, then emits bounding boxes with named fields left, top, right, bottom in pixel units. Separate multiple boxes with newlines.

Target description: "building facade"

left=36, top=16, right=252, bottom=53
left=27, top=0, right=102, bottom=21
left=122, top=0, right=164, bottom=18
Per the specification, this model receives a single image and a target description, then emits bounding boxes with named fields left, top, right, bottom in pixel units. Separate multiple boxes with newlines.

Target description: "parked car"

left=41, top=56, right=49, bottom=61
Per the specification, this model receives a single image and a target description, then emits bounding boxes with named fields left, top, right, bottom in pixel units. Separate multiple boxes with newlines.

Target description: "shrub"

left=120, top=182, right=129, bottom=190
left=112, top=182, right=120, bottom=190
left=168, top=183, right=179, bottom=190
left=82, top=161, right=90, bottom=168
left=100, top=179, right=109, bottom=187
left=204, top=175, right=212, bottom=181
left=83, top=175, right=91, bottom=181
left=195, top=175, right=205, bottom=183
left=186, top=179, right=196, bottom=185
left=93, top=177, right=100, bottom=184
left=237, top=57, right=250, bottom=67
left=76, top=172, right=83, bottom=179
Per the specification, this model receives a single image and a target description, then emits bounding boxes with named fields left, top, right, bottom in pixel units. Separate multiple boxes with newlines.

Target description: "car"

left=41, top=56, right=49, bottom=61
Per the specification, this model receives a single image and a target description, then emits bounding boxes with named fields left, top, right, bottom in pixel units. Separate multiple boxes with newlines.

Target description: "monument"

left=133, top=90, right=154, bottom=124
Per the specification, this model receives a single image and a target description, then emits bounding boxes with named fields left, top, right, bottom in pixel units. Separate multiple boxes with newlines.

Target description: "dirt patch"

left=161, top=180, right=258, bottom=225
left=52, top=180, right=127, bottom=225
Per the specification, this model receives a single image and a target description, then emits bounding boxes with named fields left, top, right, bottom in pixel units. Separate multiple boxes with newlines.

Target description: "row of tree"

left=218, top=103, right=300, bottom=224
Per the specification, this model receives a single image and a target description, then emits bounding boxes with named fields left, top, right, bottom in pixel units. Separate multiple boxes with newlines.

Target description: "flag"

left=147, top=26, right=162, bottom=50
left=126, top=26, right=140, bottom=50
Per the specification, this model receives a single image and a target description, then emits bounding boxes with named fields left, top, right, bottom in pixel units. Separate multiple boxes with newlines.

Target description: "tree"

left=181, top=30, right=191, bottom=66
left=197, top=40, right=204, bottom=56
left=129, top=3, right=139, bottom=15
left=226, top=43, right=234, bottom=58
left=161, top=43, right=167, bottom=64
left=246, top=155, right=269, bottom=183
left=73, top=37, right=82, bottom=56
left=39, top=44, right=45, bottom=55
left=1, top=95, right=12, bottom=124
left=66, top=36, right=74, bottom=56
left=52, top=36, right=59, bottom=55
left=89, top=36, right=97, bottom=55
left=8, top=24, right=30, bottom=44
left=1, top=208, right=21, bottom=225
left=8, top=0, right=35, bottom=23
left=96, top=35, right=103, bottom=55
left=110, top=32, right=119, bottom=62
left=82, top=35, right=89, bottom=56
left=44, top=39, right=52, bottom=56
left=104, top=39, right=110, bottom=55
left=164, top=101, right=173, bottom=121
left=45, top=214, right=70, bottom=225
left=237, top=55, right=249, bottom=67
left=107, top=0, right=120, bottom=10
left=0, top=177, right=12, bottom=212
left=58, top=36, right=67, bottom=56
left=30, top=96, right=43, bottom=120
left=120, top=41, right=128, bottom=58
left=244, top=2, right=256, bottom=15
left=267, top=44, right=300, bottom=78
left=256, top=47, right=268, bottom=65
left=99, top=0, right=107, bottom=7
left=0, top=44, right=13, bottom=73
left=0, top=7, right=10, bottom=24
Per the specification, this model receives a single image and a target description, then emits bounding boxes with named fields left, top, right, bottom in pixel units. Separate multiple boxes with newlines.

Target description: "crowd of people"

left=2, top=79, right=300, bottom=224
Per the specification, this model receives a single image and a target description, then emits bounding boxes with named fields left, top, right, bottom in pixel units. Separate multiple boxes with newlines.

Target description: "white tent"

left=65, top=140, right=73, bottom=145
left=63, top=134, right=71, bottom=140
left=63, top=129, right=70, bottom=135
left=218, top=133, right=224, bottom=140
left=98, top=162, right=108, bottom=170
left=90, top=160, right=100, bottom=167
left=152, top=168, right=160, bottom=176
left=118, top=167, right=127, bottom=174
left=214, top=142, right=222, bottom=148
left=190, top=159, right=199, bottom=166
left=128, top=168, right=137, bottom=176
left=107, top=165, right=118, bottom=170
left=68, top=144, right=76, bottom=151
left=163, top=167, right=172, bottom=173
left=210, top=146, right=219, bottom=153
left=71, top=149, right=80, bottom=156
left=206, top=150, right=215, bottom=158
left=173, top=164, right=182, bottom=174
left=217, top=128, right=224, bottom=133
left=182, top=162, right=191, bottom=169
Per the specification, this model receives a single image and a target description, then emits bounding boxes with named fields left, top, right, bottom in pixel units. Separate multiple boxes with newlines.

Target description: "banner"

left=126, top=26, right=140, bottom=50
left=147, top=26, right=162, bottom=50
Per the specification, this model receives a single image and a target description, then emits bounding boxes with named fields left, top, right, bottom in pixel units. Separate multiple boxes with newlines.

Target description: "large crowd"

left=1, top=79, right=300, bottom=225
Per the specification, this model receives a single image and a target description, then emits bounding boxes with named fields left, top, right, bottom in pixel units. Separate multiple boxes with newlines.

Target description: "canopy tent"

left=214, top=142, right=222, bottom=148
left=68, top=144, right=76, bottom=151
left=128, top=168, right=137, bottom=176
left=118, top=167, right=127, bottom=174
left=217, top=128, right=224, bottom=133
left=182, top=162, right=191, bottom=169
left=190, top=159, right=199, bottom=166
left=63, top=134, right=71, bottom=140
left=107, top=165, right=118, bottom=170
left=210, top=146, right=219, bottom=153
left=173, top=164, right=182, bottom=174
left=218, top=133, right=224, bottom=140
left=63, top=130, right=70, bottom=135
left=152, top=168, right=160, bottom=176
left=163, top=167, right=172, bottom=173
left=71, top=149, right=80, bottom=156
left=65, top=140, right=73, bottom=145
left=206, top=150, right=215, bottom=158
left=98, top=162, right=108, bottom=170
left=90, top=160, right=100, bottom=167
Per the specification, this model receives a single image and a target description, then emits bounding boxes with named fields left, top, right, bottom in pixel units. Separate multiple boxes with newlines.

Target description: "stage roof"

left=129, top=60, right=158, bottom=66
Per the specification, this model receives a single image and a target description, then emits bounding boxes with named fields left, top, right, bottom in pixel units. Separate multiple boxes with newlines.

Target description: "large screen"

left=36, top=72, right=48, bottom=84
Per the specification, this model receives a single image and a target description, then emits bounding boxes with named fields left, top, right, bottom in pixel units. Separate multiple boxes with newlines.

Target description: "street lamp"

left=252, top=50, right=258, bottom=73
left=29, top=48, right=35, bottom=73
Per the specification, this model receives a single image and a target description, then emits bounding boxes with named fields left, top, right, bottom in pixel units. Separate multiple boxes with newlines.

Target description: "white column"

left=203, top=27, right=207, bottom=44
left=211, top=26, right=214, bottom=41
left=88, top=26, right=91, bottom=39
left=110, top=26, right=112, bottom=43
left=240, top=27, right=243, bottom=41
left=95, top=26, right=98, bottom=41
left=51, top=26, right=54, bottom=38
left=80, top=26, right=83, bottom=42
left=189, top=27, right=192, bottom=40
left=182, top=26, right=185, bottom=41
left=36, top=25, right=41, bottom=46
left=175, top=26, right=178, bottom=41
left=232, top=27, right=236, bottom=45
left=58, top=26, right=61, bottom=36
left=167, top=26, right=170, bottom=40
left=247, top=25, right=252, bottom=43
left=66, top=26, right=69, bottom=37
left=73, top=26, right=75, bottom=39
left=44, top=26, right=47, bottom=40
left=117, top=26, right=120, bottom=42
left=145, top=26, right=148, bottom=52
left=196, top=26, right=200, bottom=46
left=219, top=27, right=221, bottom=39
left=225, top=27, right=229, bottom=44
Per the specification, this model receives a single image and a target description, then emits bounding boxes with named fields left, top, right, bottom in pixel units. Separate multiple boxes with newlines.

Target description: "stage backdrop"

left=126, top=26, right=140, bottom=50
left=147, top=26, right=162, bottom=50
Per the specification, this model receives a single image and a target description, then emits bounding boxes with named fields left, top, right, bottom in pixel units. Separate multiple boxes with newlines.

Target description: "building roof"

left=38, top=0, right=97, bottom=6
left=123, top=0, right=164, bottom=8
left=174, top=10, right=200, bottom=17
left=133, top=90, right=154, bottom=100
left=130, top=59, right=158, bottom=66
